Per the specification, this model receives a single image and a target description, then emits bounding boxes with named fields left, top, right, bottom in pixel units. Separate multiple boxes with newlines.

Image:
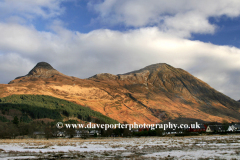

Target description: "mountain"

left=1, top=62, right=240, bottom=124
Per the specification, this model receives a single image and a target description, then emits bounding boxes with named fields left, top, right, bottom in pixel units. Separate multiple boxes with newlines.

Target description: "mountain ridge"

left=2, top=62, right=240, bottom=124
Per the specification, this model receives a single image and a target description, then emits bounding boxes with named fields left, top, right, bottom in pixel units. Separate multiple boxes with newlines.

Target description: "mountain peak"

left=25, top=62, right=64, bottom=78
left=27, top=62, right=56, bottom=76
left=9, top=62, right=64, bottom=83
left=32, top=62, right=54, bottom=70
left=120, top=63, right=169, bottom=75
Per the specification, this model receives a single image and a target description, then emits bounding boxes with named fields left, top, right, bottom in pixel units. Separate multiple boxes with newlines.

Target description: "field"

left=0, top=135, right=240, bottom=159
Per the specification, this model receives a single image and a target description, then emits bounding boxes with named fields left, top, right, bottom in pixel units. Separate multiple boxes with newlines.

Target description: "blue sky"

left=1, top=0, right=240, bottom=100
left=192, top=16, right=240, bottom=47
left=34, top=1, right=240, bottom=47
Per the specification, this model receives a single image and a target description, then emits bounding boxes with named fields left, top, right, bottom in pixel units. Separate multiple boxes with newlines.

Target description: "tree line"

left=0, top=94, right=119, bottom=124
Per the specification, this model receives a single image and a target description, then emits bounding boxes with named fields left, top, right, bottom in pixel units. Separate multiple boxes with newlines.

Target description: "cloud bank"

left=92, top=0, right=240, bottom=37
left=0, top=0, right=64, bottom=21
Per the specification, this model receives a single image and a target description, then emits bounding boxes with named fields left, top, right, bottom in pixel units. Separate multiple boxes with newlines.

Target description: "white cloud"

left=91, top=0, right=240, bottom=37
left=1, top=23, right=240, bottom=99
left=0, top=0, right=64, bottom=21
left=0, top=53, right=34, bottom=82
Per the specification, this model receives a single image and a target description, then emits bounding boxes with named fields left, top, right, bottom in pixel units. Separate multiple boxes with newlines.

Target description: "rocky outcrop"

left=25, top=62, right=64, bottom=78
left=8, top=62, right=66, bottom=84
left=89, top=73, right=118, bottom=80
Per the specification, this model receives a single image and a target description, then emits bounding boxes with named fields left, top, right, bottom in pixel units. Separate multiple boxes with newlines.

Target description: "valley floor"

left=0, top=135, right=239, bottom=159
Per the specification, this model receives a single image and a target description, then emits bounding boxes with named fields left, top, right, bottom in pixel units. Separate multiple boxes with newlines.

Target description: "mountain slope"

left=1, top=62, right=240, bottom=124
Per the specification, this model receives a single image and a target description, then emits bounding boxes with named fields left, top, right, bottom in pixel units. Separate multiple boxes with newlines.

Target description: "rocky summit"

left=8, top=62, right=65, bottom=84
left=26, top=62, right=63, bottom=78
left=2, top=62, right=240, bottom=124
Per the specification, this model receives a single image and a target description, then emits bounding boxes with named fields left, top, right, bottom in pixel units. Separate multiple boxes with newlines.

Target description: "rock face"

left=28, top=62, right=55, bottom=74
left=89, top=73, right=118, bottom=80
left=2, top=62, right=240, bottom=124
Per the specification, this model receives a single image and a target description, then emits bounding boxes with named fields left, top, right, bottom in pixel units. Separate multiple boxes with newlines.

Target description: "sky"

left=1, top=0, right=240, bottom=100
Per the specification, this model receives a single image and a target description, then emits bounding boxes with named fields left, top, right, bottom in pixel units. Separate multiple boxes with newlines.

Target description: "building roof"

left=207, top=125, right=223, bottom=131
left=232, top=124, right=240, bottom=128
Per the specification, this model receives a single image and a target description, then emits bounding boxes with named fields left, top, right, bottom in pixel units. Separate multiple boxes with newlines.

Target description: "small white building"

left=53, top=131, right=65, bottom=137
left=227, top=124, right=240, bottom=132
left=206, top=125, right=224, bottom=133
left=74, top=129, right=100, bottom=137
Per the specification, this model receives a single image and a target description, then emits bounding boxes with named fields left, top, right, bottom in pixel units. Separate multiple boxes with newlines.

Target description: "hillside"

left=1, top=62, right=240, bottom=124
left=0, top=94, right=119, bottom=124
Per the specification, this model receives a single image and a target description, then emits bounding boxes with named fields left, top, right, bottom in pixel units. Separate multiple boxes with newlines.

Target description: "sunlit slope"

left=1, top=62, right=239, bottom=123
